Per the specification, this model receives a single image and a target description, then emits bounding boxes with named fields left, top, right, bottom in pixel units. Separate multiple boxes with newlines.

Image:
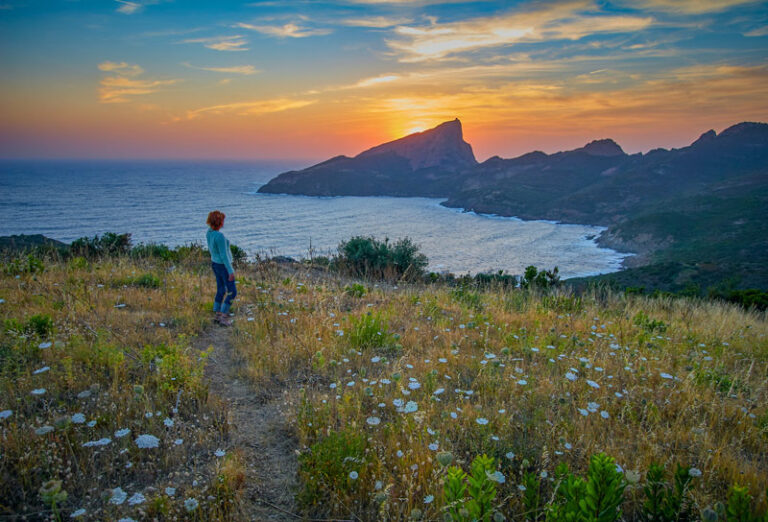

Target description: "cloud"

left=342, top=0, right=481, bottom=4
left=182, top=63, right=260, bottom=75
left=98, top=61, right=144, bottom=76
left=620, top=0, right=762, bottom=14
left=182, top=35, right=249, bottom=51
left=115, top=0, right=142, bottom=14
left=236, top=22, right=332, bottom=38
left=386, top=2, right=654, bottom=62
left=357, top=63, right=768, bottom=134
left=340, top=16, right=413, bottom=28
left=185, top=98, right=316, bottom=119
left=744, top=25, right=768, bottom=37
left=98, top=61, right=178, bottom=103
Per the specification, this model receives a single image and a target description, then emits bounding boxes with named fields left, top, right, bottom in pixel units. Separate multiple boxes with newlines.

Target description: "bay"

left=0, top=160, right=629, bottom=278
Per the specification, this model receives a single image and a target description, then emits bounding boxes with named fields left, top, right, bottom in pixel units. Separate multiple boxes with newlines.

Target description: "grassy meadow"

left=1, top=245, right=767, bottom=520
left=0, top=251, right=245, bottom=520
left=232, top=265, right=768, bottom=520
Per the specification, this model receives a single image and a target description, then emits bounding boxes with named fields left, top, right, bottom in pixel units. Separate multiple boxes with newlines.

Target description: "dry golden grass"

left=3, top=255, right=766, bottom=521
left=231, top=269, right=768, bottom=520
left=0, top=256, right=245, bottom=520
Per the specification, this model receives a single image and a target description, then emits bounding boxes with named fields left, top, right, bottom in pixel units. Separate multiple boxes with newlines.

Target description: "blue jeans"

left=212, top=262, right=236, bottom=314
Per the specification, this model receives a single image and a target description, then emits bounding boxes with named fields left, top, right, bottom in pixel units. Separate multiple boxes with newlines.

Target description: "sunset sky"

left=1, top=0, right=767, bottom=162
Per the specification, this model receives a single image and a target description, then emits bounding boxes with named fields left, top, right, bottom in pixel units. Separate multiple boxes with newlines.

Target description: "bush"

left=131, top=243, right=175, bottom=261
left=521, top=265, right=560, bottom=289
left=2, top=254, right=45, bottom=275
left=230, top=243, right=247, bottom=266
left=70, top=232, right=132, bottom=258
left=297, top=429, right=371, bottom=513
left=336, top=236, right=427, bottom=281
left=347, top=312, right=393, bottom=350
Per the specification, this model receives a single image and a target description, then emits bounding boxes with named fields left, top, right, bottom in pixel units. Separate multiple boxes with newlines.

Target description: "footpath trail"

left=195, top=325, right=300, bottom=521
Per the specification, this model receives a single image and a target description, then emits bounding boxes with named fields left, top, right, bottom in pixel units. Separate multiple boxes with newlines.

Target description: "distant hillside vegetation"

left=258, top=120, right=768, bottom=291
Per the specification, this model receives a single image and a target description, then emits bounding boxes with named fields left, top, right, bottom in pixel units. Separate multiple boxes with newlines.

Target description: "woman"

left=206, top=210, right=237, bottom=326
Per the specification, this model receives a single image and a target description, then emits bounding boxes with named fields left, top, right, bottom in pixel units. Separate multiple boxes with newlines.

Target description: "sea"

left=0, top=160, right=630, bottom=278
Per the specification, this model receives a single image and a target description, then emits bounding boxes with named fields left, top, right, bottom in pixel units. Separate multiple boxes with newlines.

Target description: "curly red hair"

left=206, top=210, right=225, bottom=230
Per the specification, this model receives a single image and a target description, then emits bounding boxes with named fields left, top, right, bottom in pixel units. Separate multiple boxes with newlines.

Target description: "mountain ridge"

left=258, top=119, right=768, bottom=290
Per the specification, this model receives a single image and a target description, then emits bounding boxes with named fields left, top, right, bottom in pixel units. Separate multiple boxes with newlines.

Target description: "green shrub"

left=131, top=243, right=175, bottom=261
left=724, top=484, right=768, bottom=521
left=112, top=273, right=161, bottom=288
left=546, top=453, right=626, bottom=522
left=521, top=266, right=560, bottom=289
left=642, top=463, right=696, bottom=521
left=347, top=312, right=392, bottom=350
left=344, top=283, right=367, bottom=298
left=336, top=236, right=427, bottom=281
left=25, top=314, right=54, bottom=337
left=451, top=287, right=483, bottom=310
left=297, top=429, right=370, bottom=512
left=2, top=254, right=45, bottom=275
left=443, top=454, right=501, bottom=522
left=633, top=311, right=668, bottom=333
left=133, top=273, right=161, bottom=288
left=473, top=270, right=518, bottom=288
left=230, top=243, right=247, bottom=266
left=70, top=232, right=132, bottom=258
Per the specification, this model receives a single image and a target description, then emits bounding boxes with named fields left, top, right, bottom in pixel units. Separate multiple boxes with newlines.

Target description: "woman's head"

left=207, top=210, right=225, bottom=230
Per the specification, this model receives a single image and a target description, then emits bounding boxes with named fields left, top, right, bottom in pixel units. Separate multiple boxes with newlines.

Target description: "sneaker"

left=217, top=314, right=233, bottom=327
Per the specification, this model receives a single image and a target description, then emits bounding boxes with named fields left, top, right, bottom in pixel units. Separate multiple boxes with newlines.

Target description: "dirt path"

left=196, top=325, right=300, bottom=521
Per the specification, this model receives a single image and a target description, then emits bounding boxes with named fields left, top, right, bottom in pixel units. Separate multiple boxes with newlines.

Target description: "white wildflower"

left=476, top=418, right=489, bottom=425
left=184, top=498, right=199, bottom=512
left=127, top=492, right=145, bottom=505
left=110, top=487, right=127, bottom=505
left=135, top=434, right=160, bottom=448
left=115, top=428, right=131, bottom=438
left=486, top=470, right=506, bottom=483
left=366, top=417, right=381, bottom=426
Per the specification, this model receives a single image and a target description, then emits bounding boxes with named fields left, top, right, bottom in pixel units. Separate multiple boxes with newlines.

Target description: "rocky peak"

left=691, top=129, right=717, bottom=147
left=356, top=118, right=477, bottom=170
left=579, top=139, right=625, bottom=157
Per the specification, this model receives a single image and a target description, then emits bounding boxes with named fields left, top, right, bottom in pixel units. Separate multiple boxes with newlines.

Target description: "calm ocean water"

left=0, top=160, right=629, bottom=278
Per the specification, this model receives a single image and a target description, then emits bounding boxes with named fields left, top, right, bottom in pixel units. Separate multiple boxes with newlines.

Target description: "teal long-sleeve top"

left=206, top=228, right=234, bottom=275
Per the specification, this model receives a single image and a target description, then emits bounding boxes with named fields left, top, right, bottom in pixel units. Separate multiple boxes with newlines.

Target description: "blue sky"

left=1, top=0, right=767, bottom=159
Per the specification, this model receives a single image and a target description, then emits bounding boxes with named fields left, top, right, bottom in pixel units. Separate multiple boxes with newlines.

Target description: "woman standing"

left=206, top=210, right=237, bottom=326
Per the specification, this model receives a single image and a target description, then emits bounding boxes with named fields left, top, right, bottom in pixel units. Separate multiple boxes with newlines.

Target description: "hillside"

left=258, top=119, right=476, bottom=196
left=258, top=121, right=768, bottom=291
left=1, top=248, right=766, bottom=520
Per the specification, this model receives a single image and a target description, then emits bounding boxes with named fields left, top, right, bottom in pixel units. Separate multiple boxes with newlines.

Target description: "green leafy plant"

left=347, top=312, right=392, bottom=350
left=633, top=311, right=668, bottom=333
left=725, top=485, right=768, bottom=522
left=443, top=454, right=501, bottom=522
left=297, top=429, right=370, bottom=511
left=521, top=266, right=560, bottom=289
left=545, top=454, right=626, bottom=522
left=336, top=236, right=427, bottom=281
left=344, top=283, right=367, bottom=297
left=642, top=463, right=696, bottom=521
